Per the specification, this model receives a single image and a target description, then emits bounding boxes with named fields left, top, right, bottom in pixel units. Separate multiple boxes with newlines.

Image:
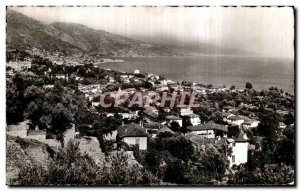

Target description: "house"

left=227, top=130, right=249, bottom=168
left=278, top=122, right=287, bottom=130
left=117, top=123, right=148, bottom=150
left=119, top=112, right=136, bottom=120
left=276, top=110, right=289, bottom=116
left=144, top=122, right=168, bottom=137
left=55, top=74, right=66, bottom=79
left=227, top=115, right=247, bottom=126
left=144, top=108, right=159, bottom=122
left=223, top=106, right=238, bottom=113
left=134, top=70, right=140, bottom=74
left=178, top=107, right=193, bottom=116
left=165, top=115, right=183, bottom=127
left=186, top=114, right=201, bottom=126
left=249, top=136, right=265, bottom=151
left=222, top=112, right=235, bottom=122
left=157, top=125, right=175, bottom=135
left=186, top=122, right=228, bottom=139
left=242, top=119, right=260, bottom=130
left=108, top=76, right=115, bottom=83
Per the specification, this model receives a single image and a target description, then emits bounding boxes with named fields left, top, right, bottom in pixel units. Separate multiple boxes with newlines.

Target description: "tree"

left=169, top=121, right=180, bottom=133
left=283, top=112, right=294, bottom=125
left=181, top=116, right=192, bottom=134
left=51, top=103, right=74, bottom=141
left=154, top=134, right=194, bottom=162
left=245, top=82, right=253, bottom=89
left=227, top=125, right=240, bottom=138
left=6, top=81, right=24, bottom=124
left=257, top=111, right=280, bottom=141
left=163, top=159, right=189, bottom=184
left=276, top=125, right=295, bottom=166
left=227, top=164, right=294, bottom=185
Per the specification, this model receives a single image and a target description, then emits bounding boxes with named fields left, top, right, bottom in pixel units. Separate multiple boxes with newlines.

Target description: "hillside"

left=6, top=9, right=185, bottom=57
left=6, top=136, right=54, bottom=185
left=6, top=136, right=106, bottom=185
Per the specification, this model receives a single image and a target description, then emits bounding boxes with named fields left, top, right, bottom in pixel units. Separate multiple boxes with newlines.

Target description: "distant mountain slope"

left=6, top=9, right=82, bottom=54
left=6, top=9, right=185, bottom=57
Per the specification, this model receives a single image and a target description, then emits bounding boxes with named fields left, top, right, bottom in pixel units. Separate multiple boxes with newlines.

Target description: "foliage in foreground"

left=17, top=142, right=159, bottom=186
left=227, top=164, right=294, bottom=185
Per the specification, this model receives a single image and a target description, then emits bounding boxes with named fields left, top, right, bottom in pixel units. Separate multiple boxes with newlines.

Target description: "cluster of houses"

left=8, top=64, right=292, bottom=170
left=71, top=69, right=265, bottom=168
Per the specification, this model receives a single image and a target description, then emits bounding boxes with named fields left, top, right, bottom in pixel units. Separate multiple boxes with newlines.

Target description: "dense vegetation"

left=17, top=142, right=159, bottom=186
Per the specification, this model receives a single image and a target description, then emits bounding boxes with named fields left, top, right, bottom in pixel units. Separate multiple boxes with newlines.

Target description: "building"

left=117, top=123, right=148, bottom=150
left=222, top=112, right=235, bottom=122
left=7, top=61, right=31, bottom=71
left=143, top=108, right=159, bottom=122
left=227, top=115, right=247, bottom=126
left=144, top=122, right=168, bottom=137
left=227, top=130, right=249, bottom=167
left=186, top=122, right=228, bottom=139
left=186, top=114, right=201, bottom=126
left=278, top=122, right=287, bottom=130
left=134, top=70, right=140, bottom=74
left=108, top=76, right=115, bottom=83
left=242, top=119, right=260, bottom=130
left=157, top=125, right=175, bottom=135
left=178, top=107, right=194, bottom=116
left=165, top=115, right=183, bottom=127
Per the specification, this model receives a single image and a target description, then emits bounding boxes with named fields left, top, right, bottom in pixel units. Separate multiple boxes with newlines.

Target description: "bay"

left=96, top=56, right=294, bottom=94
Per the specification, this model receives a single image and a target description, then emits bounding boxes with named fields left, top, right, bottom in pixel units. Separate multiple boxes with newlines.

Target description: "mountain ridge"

left=7, top=9, right=186, bottom=57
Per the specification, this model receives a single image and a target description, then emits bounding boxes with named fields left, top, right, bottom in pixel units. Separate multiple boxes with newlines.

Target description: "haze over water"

left=97, top=56, right=294, bottom=94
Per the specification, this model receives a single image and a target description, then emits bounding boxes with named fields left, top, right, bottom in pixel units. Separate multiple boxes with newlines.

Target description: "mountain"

left=6, top=9, right=185, bottom=57
left=132, top=34, right=255, bottom=56
left=6, top=9, right=82, bottom=54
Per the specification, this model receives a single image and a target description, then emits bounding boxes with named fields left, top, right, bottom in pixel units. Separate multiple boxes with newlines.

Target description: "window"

left=232, top=155, right=235, bottom=163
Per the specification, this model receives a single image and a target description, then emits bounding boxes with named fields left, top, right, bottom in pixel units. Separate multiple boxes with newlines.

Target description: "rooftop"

left=157, top=126, right=175, bottom=134
left=187, top=122, right=228, bottom=132
left=165, top=115, right=182, bottom=120
left=144, top=122, right=166, bottom=130
left=117, top=123, right=148, bottom=137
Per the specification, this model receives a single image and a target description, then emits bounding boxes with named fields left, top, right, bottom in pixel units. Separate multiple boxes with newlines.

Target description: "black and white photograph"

left=5, top=5, right=295, bottom=186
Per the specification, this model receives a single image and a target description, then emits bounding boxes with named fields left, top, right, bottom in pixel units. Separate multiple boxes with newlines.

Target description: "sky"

left=10, top=6, right=294, bottom=58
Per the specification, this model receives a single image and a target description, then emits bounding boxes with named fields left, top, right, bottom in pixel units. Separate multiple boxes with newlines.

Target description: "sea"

left=96, top=56, right=294, bottom=94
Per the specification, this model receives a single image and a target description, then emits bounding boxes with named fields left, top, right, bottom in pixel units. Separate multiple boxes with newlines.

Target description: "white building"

left=227, top=115, right=247, bottom=126
left=242, top=119, right=260, bottom=130
left=134, top=70, right=140, bottom=74
left=186, top=122, right=228, bottom=139
left=227, top=130, right=249, bottom=167
left=144, top=122, right=169, bottom=138
left=165, top=115, right=183, bottom=127
left=178, top=107, right=194, bottom=116
left=186, top=114, right=201, bottom=126
left=222, top=112, right=235, bottom=122
left=117, top=123, right=148, bottom=150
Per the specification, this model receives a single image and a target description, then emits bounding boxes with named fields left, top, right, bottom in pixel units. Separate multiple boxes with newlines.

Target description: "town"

left=6, top=48, right=295, bottom=185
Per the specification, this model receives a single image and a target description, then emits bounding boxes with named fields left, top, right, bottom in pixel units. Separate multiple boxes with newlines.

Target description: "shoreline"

left=95, top=63, right=294, bottom=95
